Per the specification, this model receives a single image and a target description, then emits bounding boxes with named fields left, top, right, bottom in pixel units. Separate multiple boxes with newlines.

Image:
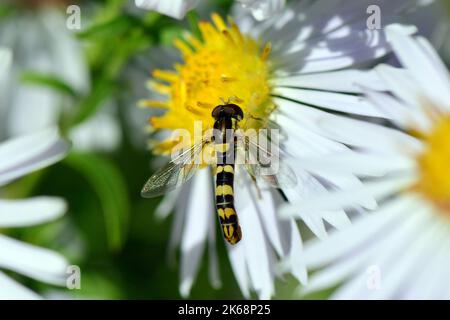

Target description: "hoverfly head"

left=212, top=104, right=244, bottom=121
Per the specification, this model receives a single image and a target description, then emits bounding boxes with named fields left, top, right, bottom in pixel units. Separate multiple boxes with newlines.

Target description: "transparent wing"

left=244, top=117, right=288, bottom=140
left=237, top=132, right=297, bottom=189
left=141, top=139, right=211, bottom=198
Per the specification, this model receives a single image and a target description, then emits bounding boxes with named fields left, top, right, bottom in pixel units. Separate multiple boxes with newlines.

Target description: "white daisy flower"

left=0, top=128, right=70, bottom=300
left=0, top=48, right=70, bottom=299
left=0, top=3, right=121, bottom=152
left=283, top=24, right=450, bottom=299
left=134, top=0, right=285, bottom=20
left=139, top=1, right=433, bottom=299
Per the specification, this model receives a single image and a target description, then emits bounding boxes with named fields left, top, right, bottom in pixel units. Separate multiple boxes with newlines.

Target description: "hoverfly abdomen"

left=212, top=104, right=243, bottom=245
left=215, top=167, right=241, bottom=245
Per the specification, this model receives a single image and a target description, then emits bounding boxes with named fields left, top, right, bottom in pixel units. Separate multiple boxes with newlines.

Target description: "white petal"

left=0, top=197, right=66, bottom=227
left=277, top=111, right=350, bottom=156
left=302, top=195, right=415, bottom=269
left=302, top=199, right=423, bottom=297
left=281, top=174, right=416, bottom=216
left=360, top=85, right=413, bottom=128
left=272, top=69, right=387, bottom=93
left=421, top=234, right=450, bottom=299
left=179, top=168, right=213, bottom=297
left=228, top=243, right=251, bottom=299
left=281, top=169, right=328, bottom=239
left=0, top=271, right=40, bottom=300
left=376, top=65, right=424, bottom=110
left=167, top=182, right=190, bottom=265
left=438, top=252, right=450, bottom=299
left=402, top=238, right=450, bottom=299
left=275, top=34, right=386, bottom=73
left=369, top=215, right=443, bottom=299
left=234, top=174, right=274, bottom=299
left=39, top=8, right=90, bottom=94
left=265, top=1, right=421, bottom=73
left=4, top=8, right=89, bottom=136
left=278, top=219, right=307, bottom=285
left=7, top=85, right=60, bottom=137
left=69, top=106, right=121, bottom=152
left=316, top=114, right=423, bottom=154
left=0, top=235, right=68, bottom=285
left=273, top=88, right=385, bottom=118
left=321, top=210, right=351, bottom=230
left=238, top=0, right=285, bottom=21
left=155, top=189, right=181, bottom=220
left=330, top=203, right=431, bottom=299
left=0, top=128, right=70, bottom=186
left=415, top=36, right=450, bottom=110
left=386, top=24, right=450, bottom=107
left=135, top=0, right=200, bottom=19
left=0, top=128, right=58, bottom=169
left=251, top=186, right=284, bottom=256
left=294, top=152, right=415, bottom=177
left=278, top=111, right=377, bottom=210
left=207, top=207, right=221, bottom=290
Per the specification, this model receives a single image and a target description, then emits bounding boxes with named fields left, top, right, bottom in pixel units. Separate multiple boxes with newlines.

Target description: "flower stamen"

left=414, top=113, right=450, bottom=214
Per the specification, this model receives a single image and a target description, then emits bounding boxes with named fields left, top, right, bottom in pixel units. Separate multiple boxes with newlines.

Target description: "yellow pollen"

left=414, top=114, right=450, bottom=215
left=146, top=13, right=274, bottom=154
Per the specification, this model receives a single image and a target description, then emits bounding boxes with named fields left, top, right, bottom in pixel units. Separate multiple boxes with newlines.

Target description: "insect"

left=141, top=103, right=296, bottom=245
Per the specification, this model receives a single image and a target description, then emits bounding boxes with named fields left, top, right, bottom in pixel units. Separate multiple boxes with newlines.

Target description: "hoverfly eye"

left=237, top=109, right=244, bottom=120
left=211, top=105, right=223, bottom=119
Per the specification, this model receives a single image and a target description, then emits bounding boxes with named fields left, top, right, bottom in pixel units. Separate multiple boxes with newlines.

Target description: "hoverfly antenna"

left=219, top=97, right=227, bottom=105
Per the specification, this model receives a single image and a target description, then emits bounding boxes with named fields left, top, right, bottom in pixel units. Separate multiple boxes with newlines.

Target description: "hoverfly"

left=141, top=103, right=296, bottom=245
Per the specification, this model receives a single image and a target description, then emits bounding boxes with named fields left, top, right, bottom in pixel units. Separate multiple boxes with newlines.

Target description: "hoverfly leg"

left=277, top=188, right=289, bottom=202
left=250, top=174, right=263, bottom=199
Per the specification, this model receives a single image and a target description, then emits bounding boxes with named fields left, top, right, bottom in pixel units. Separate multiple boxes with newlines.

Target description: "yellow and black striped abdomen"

left=215, top=163, right=241, bottom=245
left=212, top=106, right=243, bottom=245
left=214, top=116, right=242, bottom=245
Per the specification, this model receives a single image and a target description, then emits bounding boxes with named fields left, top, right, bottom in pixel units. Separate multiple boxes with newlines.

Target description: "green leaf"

left=20, top=72, right=79, bottom=98
left=0, top=4, right=15, bottom=21
left=160, top=26, right=185, bottom=46
left=76, top=15, right=137, bottom=40
left=142, top=12, right=162, bottom=28
left=187, top=11, right=201, bottom=39
left=67, top=271, right=123, bottom=299
left=64, top=152, right=129, bottom=251
left=66, top=78, right=113, bottom=129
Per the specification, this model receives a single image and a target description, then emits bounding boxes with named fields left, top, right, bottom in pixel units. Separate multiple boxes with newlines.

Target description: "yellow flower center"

left=141, top=14, right=274, bottom=154
left=414, top=114, right=450, bottom=214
